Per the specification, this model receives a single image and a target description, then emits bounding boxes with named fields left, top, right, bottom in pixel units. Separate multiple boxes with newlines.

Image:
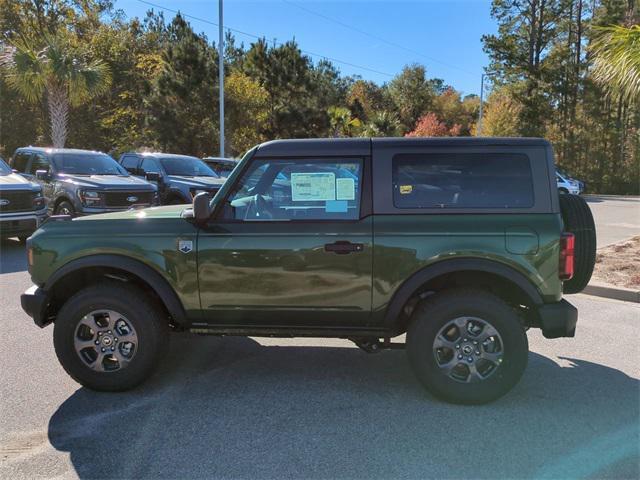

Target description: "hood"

left=73, top=204, right=186, bottom=221
left=57, top=174, right=155, bottom=190
left=168, top=175, right=225, bottom=189
left=0, top=172, right=39, bottom=191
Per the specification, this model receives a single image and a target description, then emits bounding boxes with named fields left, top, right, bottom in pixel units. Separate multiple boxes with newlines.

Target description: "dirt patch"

left=592, top=236, right=640, bottom=289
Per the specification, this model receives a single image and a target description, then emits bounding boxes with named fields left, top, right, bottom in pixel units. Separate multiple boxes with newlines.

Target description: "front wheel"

left=406, top=289, right=528, bottom=404
left=55, top=200, right=75, bottom=216
left=53, top=281, right=169, bottom=391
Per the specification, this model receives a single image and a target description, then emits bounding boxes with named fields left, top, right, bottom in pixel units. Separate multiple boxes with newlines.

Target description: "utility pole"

left=218, top=0, right=225, bottom=157
left=477, top=73, right=485, bottom=137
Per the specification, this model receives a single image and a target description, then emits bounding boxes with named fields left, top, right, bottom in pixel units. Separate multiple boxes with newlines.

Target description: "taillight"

left=559, top=233, right=575, bottom=280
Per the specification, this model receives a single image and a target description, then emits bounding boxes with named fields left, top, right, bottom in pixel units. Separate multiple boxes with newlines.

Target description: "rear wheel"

left=407, top=289, right=528, bottom=404
left=559, top=194, right=596, bottom=294
left=53, top=281, right=169, bottom=391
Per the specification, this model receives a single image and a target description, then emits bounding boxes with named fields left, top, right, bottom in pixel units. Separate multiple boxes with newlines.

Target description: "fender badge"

left=178, top=240, right=193, bottom=254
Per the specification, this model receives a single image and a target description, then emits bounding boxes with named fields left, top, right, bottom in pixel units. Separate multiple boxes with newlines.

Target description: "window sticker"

left=291, top=172, right=336, bottom=201
left=336, top=178, right=356, bottom=200
left=399, top=185, right=413, bottom=195
left=325, top=200, right=348, bottom=213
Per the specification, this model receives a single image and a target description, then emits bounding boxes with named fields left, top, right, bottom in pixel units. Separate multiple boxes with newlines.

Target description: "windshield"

left=0, top=158, right=11, bottom=175
left=52, top=152, right=127, bottom=175
left=160, top=156, right=219, bottom=177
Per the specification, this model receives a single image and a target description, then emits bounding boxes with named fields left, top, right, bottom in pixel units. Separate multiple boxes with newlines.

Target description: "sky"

left=114, top=0, right=497, bottom=96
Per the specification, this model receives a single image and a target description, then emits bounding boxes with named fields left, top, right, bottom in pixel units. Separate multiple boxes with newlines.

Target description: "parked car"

left=202, top=157, right=238, bottom=178
left=557, top=167, right=585, bottom=193
left=556, top=169, right=582, bottom=195
left=0, top=156, right=47, bottom=241
left=119, top=152, right=226, bottom=205
left=11, top=148, right=157, bottom=216
left=21, top=137, right=596, bottom=404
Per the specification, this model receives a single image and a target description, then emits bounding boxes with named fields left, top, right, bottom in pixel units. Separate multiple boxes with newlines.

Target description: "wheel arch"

left=53, top=195, right=74, bottom=212
left=44, top=254, right=188, bottom=327
left=383, top=258, right=544, bottom=333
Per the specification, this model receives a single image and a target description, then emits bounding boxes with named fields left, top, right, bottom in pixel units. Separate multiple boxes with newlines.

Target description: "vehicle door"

left=197, top=156, right=373, bottom=328
left=139, top=157, right=166, bottom=198
left=26, top=153, right=55, bottom=199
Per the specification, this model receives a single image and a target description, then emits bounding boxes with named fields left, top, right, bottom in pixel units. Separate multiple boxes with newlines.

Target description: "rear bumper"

left=538, top=299, right=578, bottom=338
left=21, top=285, right=50, bottom=328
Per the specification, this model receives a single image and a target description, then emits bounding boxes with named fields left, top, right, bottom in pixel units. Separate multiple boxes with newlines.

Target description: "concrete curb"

left=583, top=283, right=640, bottom=303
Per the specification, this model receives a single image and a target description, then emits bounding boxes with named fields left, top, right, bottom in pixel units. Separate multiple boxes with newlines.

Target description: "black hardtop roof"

left=255, top=137, right=550, bottom=157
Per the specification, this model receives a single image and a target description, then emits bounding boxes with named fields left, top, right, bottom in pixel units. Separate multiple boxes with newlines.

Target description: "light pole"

left=218, top=0, right=225, bottom=157
left=477, top=73, right=486, bottom=137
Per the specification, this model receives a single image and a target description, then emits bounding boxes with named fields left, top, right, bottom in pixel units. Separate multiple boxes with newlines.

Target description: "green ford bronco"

left=21, top=138, right=596, bottom=404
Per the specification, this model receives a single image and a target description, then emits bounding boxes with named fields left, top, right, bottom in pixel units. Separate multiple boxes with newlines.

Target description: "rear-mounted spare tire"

left=559, top=194, right=596, bottom=294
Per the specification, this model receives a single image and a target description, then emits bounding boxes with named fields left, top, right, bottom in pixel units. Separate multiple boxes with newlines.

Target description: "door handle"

left=324, top=241, right=364, bottom=254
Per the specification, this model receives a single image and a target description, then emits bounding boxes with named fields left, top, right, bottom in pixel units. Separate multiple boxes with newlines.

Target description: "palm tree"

left=1, top=35, right=111, bottom=147
left=590, top=24, right=640, bottom=103
left=361, top=111, right=402, bottom=137
left=327, top=106, right=362, bottom=138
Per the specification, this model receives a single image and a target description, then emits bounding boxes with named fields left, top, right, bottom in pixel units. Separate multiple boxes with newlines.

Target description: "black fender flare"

left=45, top=254, right=188, bottom=326
left=383, top=258, right=544, bottom=327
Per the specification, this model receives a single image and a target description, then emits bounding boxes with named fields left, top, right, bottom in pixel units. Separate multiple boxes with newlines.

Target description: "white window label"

left=336, top=178, right=355, bottom=200
left=291, top=172, right=336, bottom=202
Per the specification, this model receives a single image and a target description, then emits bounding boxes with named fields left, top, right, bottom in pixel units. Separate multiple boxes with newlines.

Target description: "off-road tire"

left=559, top=194, right=596, bottom=294
left=406, top=289, right=528, bottom=405
left=53, top=281, right=169, bottom=391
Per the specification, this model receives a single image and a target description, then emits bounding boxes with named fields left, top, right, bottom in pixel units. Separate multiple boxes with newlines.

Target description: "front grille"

left=0, top=191, right=33, bottom=213
left=104, top=191, right=154, bottom=208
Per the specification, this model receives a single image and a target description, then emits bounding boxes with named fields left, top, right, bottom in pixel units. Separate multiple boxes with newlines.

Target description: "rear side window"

left=12, top=152, right=31, bottom=172
left=392, top=153, right=534, bottom=209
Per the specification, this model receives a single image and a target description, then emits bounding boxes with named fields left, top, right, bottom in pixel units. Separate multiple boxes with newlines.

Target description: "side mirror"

left=193, top=192, right=213, bottom=222
left=145, top=172, right=161, bottom=182
left=35, top=169, right=51, bottom=181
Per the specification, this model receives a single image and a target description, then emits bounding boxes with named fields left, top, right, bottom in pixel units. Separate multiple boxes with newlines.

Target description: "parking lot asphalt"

left=584, top=195, right=640, bottom=248
left=0, top=237, right=639, bottom=479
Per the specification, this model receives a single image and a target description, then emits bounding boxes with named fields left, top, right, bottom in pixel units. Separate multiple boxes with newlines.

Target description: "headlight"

left=77, top=189, right=104, bottom=206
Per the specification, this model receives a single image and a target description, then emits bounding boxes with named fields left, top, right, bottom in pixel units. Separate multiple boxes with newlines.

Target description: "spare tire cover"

left=559, top=194, right=597, bottom=294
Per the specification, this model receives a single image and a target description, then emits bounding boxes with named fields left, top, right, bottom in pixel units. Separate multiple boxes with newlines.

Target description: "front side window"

left=121, top=155, right=139, bottom=172
left=52, top=152, right=127, bottom=176
left=392, top=153, right=534, bottom=209
left=141, top=157, right=160, bottom=174
left=29, top=154, right=50, bottom=174
left=159, top=156, right=219, bottom=177
left=224, top=158, right=362, bottom=221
